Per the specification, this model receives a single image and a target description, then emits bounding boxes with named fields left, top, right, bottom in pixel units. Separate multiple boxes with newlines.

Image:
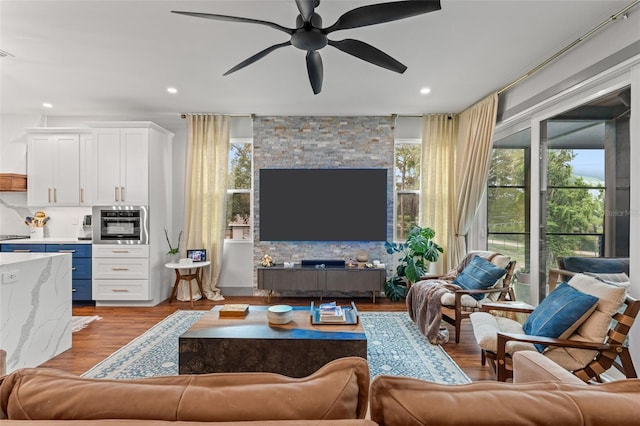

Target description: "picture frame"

left=187, top=249, right=206, bottom=262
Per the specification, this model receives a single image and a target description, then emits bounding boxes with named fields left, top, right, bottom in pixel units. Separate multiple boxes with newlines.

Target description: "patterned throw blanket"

left=406, top=280, right=461, bottom=344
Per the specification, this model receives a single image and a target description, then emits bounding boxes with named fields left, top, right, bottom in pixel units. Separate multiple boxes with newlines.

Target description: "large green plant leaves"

left=383, top=225, right=443, bottom=301
left=384, top=276, right=408, bottom=302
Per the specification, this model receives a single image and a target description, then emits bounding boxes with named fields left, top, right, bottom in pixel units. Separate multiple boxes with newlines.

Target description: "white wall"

left=500, top=10, right=640, bottom=119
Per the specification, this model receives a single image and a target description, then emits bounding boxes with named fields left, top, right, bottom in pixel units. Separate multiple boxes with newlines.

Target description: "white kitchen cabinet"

left=93, top=127, right=149, bottom=205
left=27, top=133, right=80, bottom=206
left=92, top=244, right=150, bottom=301
left=79, top=133, right=93, bottom=206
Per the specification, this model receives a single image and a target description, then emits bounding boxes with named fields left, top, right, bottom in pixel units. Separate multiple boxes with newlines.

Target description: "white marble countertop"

left=0, top=237, right=92, bottom=244
left=0, top=252, right=68, bottom=266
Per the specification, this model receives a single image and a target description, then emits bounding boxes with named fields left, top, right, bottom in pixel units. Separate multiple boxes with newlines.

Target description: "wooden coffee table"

left=179, top=305, right=367, bottom=377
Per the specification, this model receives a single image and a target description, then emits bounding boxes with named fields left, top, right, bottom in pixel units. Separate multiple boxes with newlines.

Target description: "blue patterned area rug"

left=82, top=310, right=470, bottom=384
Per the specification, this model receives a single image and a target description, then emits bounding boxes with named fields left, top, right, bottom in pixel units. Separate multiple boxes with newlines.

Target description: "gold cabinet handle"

left=13, top=249, right=31, bottom=252
left=58, top=249, right=76, bottom=253
left=80, top=188, right=84, bottom=203
left=111, top=267, right=130, bottom=271
left=111, top=289, right=130, bottom=293
left=48, top=188, right=51, bottom=203
left=112, top=250, right=130, bottom=253
left=115, top=186, right=119, bottom=202
left=120, top=186, right=125, bottom=202
left=54, top=188, right=57, bottom=203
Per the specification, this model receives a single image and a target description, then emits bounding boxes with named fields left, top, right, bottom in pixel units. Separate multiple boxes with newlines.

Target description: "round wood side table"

left=165, top=261, right=210, bottom=308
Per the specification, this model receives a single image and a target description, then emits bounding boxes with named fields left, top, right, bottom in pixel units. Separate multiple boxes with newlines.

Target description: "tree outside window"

left=226, top=141, right=252, bottom=240
left=395, top=142, right=421, bottom=241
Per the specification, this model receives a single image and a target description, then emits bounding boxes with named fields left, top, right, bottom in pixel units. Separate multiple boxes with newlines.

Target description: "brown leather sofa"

left=370, top=351, right=640, bottom=425
left=0, top=357, right=373, bottom=425
left=1, top=352, right=639, bottom=425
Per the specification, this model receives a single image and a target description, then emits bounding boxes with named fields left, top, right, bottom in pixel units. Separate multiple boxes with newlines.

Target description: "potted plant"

left=164, top=228, right=183, bottom=261
left=384, top=225, right=444, bottom=302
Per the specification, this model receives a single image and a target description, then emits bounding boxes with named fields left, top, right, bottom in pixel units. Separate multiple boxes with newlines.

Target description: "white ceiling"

left=0, top=0, right=632, bottom=131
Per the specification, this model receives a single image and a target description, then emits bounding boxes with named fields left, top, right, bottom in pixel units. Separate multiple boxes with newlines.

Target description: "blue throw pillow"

left=523, top=282, right=599, bottom=352
left=452, top=256, right=507, bottom=301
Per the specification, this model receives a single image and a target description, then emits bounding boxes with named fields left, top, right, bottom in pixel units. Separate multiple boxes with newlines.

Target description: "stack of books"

left=319, top=301, right=346, bottom=323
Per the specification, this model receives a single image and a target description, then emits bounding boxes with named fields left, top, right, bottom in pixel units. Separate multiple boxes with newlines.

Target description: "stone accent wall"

left=252, top=116, right=395, bottom=296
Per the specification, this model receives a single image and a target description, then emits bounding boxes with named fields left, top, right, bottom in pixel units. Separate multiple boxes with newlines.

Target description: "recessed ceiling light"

left=420, top=87, right=431, bottom=95
left=167, top=87, right=178, bottom=94
left=42, top=102, right=53, bottom=108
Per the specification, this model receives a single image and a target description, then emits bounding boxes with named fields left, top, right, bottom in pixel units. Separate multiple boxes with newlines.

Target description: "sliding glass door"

left=488, top=83, right=632, bottom=304
left=538, top=87, right=630, bottom=299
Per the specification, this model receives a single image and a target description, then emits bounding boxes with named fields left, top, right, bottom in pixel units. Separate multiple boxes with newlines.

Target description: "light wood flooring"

left=41, top=296, right=495, bottom=382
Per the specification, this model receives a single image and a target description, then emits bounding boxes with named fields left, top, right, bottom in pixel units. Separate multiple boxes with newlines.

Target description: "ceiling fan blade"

left=295, top=0, right=318, bottom=24
left=323, top=0, right=441, bottom=33
left=328, top=39, right=406, bottom=73
left=223, top=41, right=292, bottom=76
left=171, top=11, right=294, bottom=35
left=306, top=50, right=323, bottom=95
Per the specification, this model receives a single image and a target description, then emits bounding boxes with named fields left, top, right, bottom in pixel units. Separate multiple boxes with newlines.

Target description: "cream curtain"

left=420, top=114, right=458, bottom=274
left=181, top=114, right=230, bottom=301
left=451, top=93, right=499, bottom=265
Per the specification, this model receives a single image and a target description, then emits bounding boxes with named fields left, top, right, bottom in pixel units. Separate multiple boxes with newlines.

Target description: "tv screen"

left=260, top=168, right=387, bottom=241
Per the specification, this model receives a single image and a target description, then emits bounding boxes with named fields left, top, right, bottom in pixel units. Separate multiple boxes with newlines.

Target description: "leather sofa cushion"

left=0, top=357, right=369, bottom=422
left=370, top=374, right=640, bottom=426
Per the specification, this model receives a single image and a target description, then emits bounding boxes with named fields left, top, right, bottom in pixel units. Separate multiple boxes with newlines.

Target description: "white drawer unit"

left=92, top=243, right=150, bottom=302
left=93, top=257, right=149, bottom=279
left=93, top=280, right=149, bottom=301
left=92, top=245, right=149, bottom=258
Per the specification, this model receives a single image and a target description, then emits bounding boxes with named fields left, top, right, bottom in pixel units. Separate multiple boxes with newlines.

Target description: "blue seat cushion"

left=452, top=256, right=507, bottom=301
left=561, top=257, right=629, bottom=275
left=523, top=282, right=599, bottom=352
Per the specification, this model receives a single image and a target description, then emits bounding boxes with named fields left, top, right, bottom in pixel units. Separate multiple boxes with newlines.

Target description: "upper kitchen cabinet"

left=90, top=122, right=173, bottom=210
left=26, top=129, right=92, bottom=206
left=93, top=127, right=149, bottom=205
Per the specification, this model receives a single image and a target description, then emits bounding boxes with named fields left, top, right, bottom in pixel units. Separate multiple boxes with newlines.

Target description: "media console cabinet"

left=257, top=266, right=386, bottom=303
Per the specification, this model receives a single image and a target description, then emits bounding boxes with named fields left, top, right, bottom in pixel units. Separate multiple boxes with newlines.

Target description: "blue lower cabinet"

left=1, top=242, right=93, bottom=305
left=1, top=244, right=46, bottom=252
left=46, top=244, right=93, bottom=305
left=72, top=280, right=92, bottom=302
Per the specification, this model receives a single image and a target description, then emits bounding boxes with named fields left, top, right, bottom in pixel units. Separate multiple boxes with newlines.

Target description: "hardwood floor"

left=41, top=296, right=495, bottom=382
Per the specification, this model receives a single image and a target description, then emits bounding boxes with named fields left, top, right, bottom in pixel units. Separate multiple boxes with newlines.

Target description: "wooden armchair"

left=470, top=273, right=639, bottom=382
left=418, top=252, right=516, bottom=343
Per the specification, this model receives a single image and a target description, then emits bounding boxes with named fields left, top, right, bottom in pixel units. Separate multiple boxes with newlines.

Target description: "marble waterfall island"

left=0, top=252, right=72, bottom=373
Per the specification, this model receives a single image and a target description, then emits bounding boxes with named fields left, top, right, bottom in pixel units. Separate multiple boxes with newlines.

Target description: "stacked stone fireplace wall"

left=252, top=116, right=395, bottom=295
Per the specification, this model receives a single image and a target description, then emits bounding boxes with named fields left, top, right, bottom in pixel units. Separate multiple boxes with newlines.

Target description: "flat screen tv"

left=260, top=168, right=387, bottom=241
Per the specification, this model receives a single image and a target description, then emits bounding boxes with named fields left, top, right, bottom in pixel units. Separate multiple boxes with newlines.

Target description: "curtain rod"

left=498, top=0, right=639, bottom=95
left=180, top=113, right=255, bottom=119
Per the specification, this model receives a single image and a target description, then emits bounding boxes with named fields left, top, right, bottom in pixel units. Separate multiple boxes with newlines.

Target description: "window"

left=487, top=129, right=531, bottom=302
left=226, top=139, right=252, bottom=240
left=545, top=147, right=605, bottom=261
left=394, top=140, right=421, bottom=241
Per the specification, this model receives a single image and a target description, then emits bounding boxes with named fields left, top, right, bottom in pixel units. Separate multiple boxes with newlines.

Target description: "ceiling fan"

left=172, top=0, right=442, bottom=94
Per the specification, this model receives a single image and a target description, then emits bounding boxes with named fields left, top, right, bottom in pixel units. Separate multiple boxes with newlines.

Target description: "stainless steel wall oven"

left=92, top=205, right=149, bottom=244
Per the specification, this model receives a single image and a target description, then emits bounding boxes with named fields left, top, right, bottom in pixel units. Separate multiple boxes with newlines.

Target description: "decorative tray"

left=309, top=301, right=359, bottom=325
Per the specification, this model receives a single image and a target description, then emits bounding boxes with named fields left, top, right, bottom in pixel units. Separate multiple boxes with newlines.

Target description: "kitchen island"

left=0, top=252, right=72, bottom=373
